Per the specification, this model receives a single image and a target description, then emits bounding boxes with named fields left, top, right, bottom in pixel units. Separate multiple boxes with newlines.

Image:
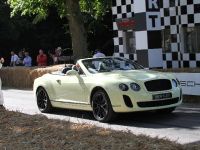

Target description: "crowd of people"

left=0, top=47, right=68, bottom=67
left=0, top=47, right=106, bottom=67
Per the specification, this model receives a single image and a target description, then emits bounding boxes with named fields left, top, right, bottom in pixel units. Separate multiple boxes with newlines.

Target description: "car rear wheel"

left=36, top=87, right=53, bottom=113
left=156, top=107, right=176, bottom=114
left=92, top=89, right=116, bottom=122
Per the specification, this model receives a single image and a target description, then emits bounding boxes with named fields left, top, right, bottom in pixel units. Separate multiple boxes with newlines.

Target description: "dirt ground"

left=0, top=107, right=199, bottom=150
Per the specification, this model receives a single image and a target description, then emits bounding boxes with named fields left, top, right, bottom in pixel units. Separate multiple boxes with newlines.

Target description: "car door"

left=53, top=74, right=87, bottom=104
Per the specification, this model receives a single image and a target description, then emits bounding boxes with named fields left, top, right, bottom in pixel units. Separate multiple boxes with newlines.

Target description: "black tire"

left=36, top=87, right=53, bottom=113
left=91, top=89, right=116, bottom=122
left=156, top=107, right=176, bottom=114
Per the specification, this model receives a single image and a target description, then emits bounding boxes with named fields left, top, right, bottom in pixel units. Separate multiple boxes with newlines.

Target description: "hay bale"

left=0, top=65, right=65, bottom=89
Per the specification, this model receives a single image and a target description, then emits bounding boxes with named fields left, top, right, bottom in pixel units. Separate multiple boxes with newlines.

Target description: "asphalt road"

left=2, top=89, right=200, bottom=145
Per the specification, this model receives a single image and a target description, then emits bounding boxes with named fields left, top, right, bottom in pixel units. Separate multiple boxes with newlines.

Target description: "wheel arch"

left=90, top=86, right=108, bottom=105
left=34, top=83, right=53, bottom=100
left=36, top=86, right=45, bottom=93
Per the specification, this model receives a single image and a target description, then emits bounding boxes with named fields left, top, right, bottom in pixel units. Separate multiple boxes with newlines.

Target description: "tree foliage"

left=4, top=0, right=113, bottom=61
left=80, top=0, right=112, bottom=19
left=0, top=0, right=71, bottom=65
left=8, top=0, right=111, bottom=21
left=8, top=0, right=112, bottom=59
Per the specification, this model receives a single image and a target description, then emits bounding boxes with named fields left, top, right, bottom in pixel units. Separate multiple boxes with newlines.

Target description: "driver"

left=72, top=63, right=84, bottom=75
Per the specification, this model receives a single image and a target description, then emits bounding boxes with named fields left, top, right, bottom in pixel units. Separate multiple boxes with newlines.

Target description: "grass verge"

left=0, top=107, right=199, bottom=150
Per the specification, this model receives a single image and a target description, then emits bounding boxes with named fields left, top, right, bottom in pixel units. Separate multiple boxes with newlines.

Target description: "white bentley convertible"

left=34, top=57, right=182, bottom=122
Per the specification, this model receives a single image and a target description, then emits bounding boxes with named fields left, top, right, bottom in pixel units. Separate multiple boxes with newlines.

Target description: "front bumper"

left=108, top=87, right=182, bottom=113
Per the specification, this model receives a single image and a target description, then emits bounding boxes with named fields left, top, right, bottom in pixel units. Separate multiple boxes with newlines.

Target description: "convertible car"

left=34, top=57, right=182, bottom=122
left=0, top=63, right=4, bottom=106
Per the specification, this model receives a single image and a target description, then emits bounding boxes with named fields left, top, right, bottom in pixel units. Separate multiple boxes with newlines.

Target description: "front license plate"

left=152, top=93, right=172, bottom=100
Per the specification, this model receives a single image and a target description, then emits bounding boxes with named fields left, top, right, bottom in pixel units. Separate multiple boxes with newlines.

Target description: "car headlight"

left=130, top=83, right=141, bottom=91
left=119, top=83, right=129, bottom=91
left=172, top=79, right=178, bottom=87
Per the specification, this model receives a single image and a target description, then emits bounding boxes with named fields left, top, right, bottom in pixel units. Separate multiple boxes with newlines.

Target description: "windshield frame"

left=80, top=57, right=144, bottom=74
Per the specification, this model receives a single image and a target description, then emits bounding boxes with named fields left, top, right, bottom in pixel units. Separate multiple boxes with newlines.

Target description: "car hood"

left=94, top=70, right=173, bottom=83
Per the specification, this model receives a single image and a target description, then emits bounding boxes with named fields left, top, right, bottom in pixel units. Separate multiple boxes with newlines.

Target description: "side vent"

left=123, top=95, right=133, bottom=108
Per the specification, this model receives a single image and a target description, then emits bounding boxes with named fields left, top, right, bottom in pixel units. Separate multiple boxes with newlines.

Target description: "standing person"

left=0, top=55, right=4, bottom=68
left=93, top=49, right=105, bottom=58
left=0, top=55, right=4, bottom=64
left=48, top=47, right=62, bottom=65
left=23, top=51, right=32, bottom=67
left=92, top=49, right=106, bottom=69
left=36, top=49, right=47, bottom=66
left=10, top=51, right=19, bottom=67
left=17, top=50, right=24, bottom=66
left=54, top=47, right=62, bottom=64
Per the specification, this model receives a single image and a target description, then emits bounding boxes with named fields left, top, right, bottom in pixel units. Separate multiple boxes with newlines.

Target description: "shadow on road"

left=47, top=104, right=200, bottom=130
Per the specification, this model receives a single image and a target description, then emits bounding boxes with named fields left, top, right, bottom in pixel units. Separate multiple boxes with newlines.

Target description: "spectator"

left=10, top=51, right=19, bottom=67
left=49, top=47, right=62, bottom=65
left=0, top=55, right=4, bottom=68
left=0, top=56, right=4, bottom=64
left=37, top=49, right=47, bottom=66
left=23, top=51, right=32, bottom=67
left=93, top=49, right=105, bottom=58
left=17, top=50, right=24, bottom=66
left=93, top=49, right=106, bottom=69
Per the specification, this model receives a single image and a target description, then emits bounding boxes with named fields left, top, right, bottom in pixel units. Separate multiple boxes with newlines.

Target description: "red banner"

left=116, top=18, right=135, bottom=30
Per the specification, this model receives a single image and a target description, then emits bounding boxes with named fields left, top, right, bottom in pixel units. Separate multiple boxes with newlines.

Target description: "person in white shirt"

left=93, top=49, right=105, bottom=58
left=10, top=51, right=19, bottom=67
left=92, top=50, right=106, bottom=69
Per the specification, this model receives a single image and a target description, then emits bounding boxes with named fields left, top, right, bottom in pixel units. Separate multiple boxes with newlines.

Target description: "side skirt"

left=50, top=99, right=92, bottom=111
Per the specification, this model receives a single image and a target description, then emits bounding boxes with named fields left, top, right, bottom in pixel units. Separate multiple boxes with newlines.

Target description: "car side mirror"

left=66, top=70, right=79, bottom=76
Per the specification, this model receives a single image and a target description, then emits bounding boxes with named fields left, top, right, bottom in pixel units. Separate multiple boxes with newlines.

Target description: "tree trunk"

left=65, top=0, right=88, bottom=61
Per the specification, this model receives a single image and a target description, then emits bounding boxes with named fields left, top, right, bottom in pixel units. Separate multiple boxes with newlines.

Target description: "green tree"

left=8, top=0, right=111, bottom=60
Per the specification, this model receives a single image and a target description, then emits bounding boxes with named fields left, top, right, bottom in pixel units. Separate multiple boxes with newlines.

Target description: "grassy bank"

left=1, top=107, right=199, bottom=150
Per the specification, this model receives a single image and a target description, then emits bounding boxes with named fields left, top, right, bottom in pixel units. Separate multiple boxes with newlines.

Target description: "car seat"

left=61, top=66, right=72, bottom=74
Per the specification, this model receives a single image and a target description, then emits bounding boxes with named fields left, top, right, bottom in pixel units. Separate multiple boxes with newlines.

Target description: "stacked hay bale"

left=0, top=65, right=65, bottom=89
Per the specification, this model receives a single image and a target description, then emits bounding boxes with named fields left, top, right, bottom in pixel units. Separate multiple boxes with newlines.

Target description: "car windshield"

left=82, top=57, right=144, bottom=74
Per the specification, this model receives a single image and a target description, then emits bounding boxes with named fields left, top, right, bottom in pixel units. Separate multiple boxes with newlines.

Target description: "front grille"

left=137, top=97, right=179, bottom=108
left=145, top=79, right=172, bottom=92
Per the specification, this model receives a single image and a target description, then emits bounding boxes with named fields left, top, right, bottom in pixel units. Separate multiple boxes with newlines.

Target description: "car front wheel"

left=36, top=87, right=53, bottom=113
left=92, top=89, right=116, bottom=122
